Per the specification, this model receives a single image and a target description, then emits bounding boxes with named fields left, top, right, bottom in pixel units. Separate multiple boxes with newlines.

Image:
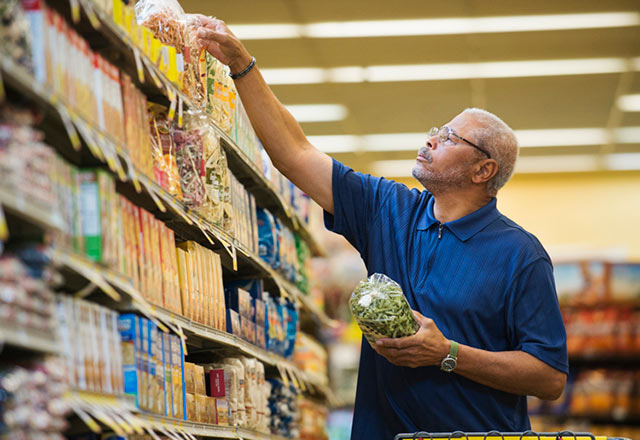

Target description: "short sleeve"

left=324, top=159, right=399, bottom=256
left=506, top=258, right=569, bottom=374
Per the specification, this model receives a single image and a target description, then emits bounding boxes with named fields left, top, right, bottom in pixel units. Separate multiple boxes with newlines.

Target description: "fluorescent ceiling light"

left=515, top=128, right=608, bottom=147
left=605, top=153, right=640, bottom=170
left=617, top=94, right=640, bottom=112
left=285, top=104, right=348, bottom=122
left=231, top=12, right=640, bottom=40
left=261, top=57, right=640, bottom=85
left=307, top=135, right=358, bottom=153
left=514, top=155, right=601, bottom=174
left=228, top=24, right=302, bottom=39
left=370, top=160, right=418, bottom=177
left=308, top=127, right=640, bottom=153
left=616, top=127, right=640, bottom=144
left=261, top=68, right=325, bottom=85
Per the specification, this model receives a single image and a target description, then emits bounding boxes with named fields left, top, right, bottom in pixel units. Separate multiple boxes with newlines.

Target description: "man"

left=196, top=18, right=568, bottom=438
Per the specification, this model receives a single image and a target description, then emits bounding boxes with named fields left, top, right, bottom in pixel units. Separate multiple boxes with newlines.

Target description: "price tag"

left=55, top=103, right=82, bottom=151
left=168, top=92, right=177, bottom=121
left=286, top=365, right=300, bottom=389
left=145, top=425, right=163, bottom=440
left=126, top=163, right=142, bottom=193
left=82, top=0, right=101, bottom=29
left=232, top=245, right=238, bottom=271
left=90, top=407, right=124, bottom=436
left=178, top=95, right=183, bottom=127
left=133, top=48, right=145, bottom=83
left=276, top=363, right=289, bottom=387
left=69, top=0, right=80, bottom=23
left=0, top=69, right=5, bottom=102
left=71, top=404, right=102, bottom=433
left=139, top=178, right=167, bottom=212
left=142, top=57, right=163, bottom=88
left=0, top=205, right=8, bottom=242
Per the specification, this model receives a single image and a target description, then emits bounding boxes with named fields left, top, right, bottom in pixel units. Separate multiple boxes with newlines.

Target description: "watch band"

left=440, top=340, right=459, bottom=372
left=449, top=340, right=459, bottom=358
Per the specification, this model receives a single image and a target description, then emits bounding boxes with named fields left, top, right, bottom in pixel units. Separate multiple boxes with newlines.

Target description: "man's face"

left=412, top=112, right=483, bottom=195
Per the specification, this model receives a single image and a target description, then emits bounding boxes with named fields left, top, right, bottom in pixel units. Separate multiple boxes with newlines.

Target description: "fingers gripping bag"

left=349, top=273, right=419, bottom=346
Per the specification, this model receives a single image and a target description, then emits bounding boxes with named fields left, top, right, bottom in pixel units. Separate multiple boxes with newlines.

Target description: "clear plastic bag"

left=135, top=0, right=186, bottom=49
left=349, top=273, right=419, bottom=345
left=148, top=103, right=183, bottom=200
left=173, top=111, right=206, bottom=209
left=135, top=0, right=206, bottom=105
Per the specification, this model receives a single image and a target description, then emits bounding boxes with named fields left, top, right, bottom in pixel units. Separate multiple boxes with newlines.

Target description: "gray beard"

left=412, top=163, right=471, bottom=195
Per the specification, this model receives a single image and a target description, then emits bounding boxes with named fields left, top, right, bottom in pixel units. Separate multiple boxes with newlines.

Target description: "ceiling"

left=180, top=0, right=640, bottom=176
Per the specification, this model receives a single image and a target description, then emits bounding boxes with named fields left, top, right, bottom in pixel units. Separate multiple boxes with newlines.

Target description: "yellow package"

left=193, top=364, right=206, bottom=396
left=184, top=362, right=195, bottom=395
left=186, top=392, right=195, bottom=421
left=176, top=248, right=190, bottom=319
left=196, top=393, right=209, bottom=423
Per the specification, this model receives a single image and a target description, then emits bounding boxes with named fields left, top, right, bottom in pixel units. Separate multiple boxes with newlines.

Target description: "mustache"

left=418, top=147, right=432, bottom=163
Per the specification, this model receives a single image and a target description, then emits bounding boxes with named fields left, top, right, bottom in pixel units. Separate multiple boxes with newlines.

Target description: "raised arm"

left=196, top=17, right=334, bottom=214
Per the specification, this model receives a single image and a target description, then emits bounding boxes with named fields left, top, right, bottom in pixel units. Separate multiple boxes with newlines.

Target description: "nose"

left=426, top=135, right=436, bottom=150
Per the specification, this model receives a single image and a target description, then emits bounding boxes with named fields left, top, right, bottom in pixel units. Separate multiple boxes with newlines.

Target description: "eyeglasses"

left=428, top=126, right=491, bottom=159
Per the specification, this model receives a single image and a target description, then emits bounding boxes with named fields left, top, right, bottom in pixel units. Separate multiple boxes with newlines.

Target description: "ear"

left=471, top=159, right=498, bottom=184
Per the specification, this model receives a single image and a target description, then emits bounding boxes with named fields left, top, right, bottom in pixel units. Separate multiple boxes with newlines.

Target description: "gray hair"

left=463, top=108, right=519, bottom=196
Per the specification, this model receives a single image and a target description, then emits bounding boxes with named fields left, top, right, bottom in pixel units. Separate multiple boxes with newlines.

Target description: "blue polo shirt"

left=324, top=160, right=568, bottom=439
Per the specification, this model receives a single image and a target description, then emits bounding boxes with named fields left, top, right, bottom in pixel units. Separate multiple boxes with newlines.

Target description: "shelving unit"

left=0, top=0, right=335, bottom=438
left=0, top=321, right=61, bottom=354
left=0, top=56, right=334, bottom=327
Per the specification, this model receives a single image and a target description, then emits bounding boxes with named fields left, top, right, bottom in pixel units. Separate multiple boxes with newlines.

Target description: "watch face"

left=441, top=357, right=456, bottom=372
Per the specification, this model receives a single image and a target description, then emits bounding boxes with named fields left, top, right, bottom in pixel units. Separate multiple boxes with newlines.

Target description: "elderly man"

left=197, top=18, right=568, bottom=439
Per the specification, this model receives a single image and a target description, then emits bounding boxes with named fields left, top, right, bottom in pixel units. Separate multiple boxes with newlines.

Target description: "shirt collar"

left=417, top=196, right=501, bottom=242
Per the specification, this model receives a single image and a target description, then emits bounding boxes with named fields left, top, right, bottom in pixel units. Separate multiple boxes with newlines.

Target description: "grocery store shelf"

left=569, top=355, right=640, bottom=367
left=43, top=0, right=324, bottom=258
left=50, top=249, right=331, bottom=399
left=0, top=184, right=65, bottom=232
left=1, top=57, right=333, bottom=327
left=147, top=414, right=289, bottom=440
left=0, top=322, right=61, bottom=354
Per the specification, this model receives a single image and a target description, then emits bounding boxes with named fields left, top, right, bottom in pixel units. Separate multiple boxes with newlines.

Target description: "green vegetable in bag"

left=349, top=273, right=419, bottom=345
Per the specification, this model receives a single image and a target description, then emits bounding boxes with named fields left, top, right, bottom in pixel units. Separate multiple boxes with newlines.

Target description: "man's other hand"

left=374, top=310, right=450, bottom=368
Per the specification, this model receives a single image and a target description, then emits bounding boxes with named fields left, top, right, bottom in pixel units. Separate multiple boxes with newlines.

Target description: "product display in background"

left=0, top=357, right=69, bottom=439
left=176, top=240, right=226, bottom=330
left=0, top=248, right=56, bottom=336
left=257, top=207, right=309, bottom=290
left=118, top=314, right=186, bottom=417
left=56, top=296, right=124, bottom=396
left=349, top=273, right=419, bottom=345
left=0, top=104, right=59, bottom=214
left=529, top=369, right=640, bottom=421
left=293, top=333, right=328, bottom=387
left=225, top=279, right=299, bottom=357
left=555, top=261, right=640, bottom=305
left=268, top=379, right=299, bottom=438
left=564, top=307, right=640, bottom=356
left=298, top=397, right=329, bottom=440
left=202, top=357, right=269, bottom=432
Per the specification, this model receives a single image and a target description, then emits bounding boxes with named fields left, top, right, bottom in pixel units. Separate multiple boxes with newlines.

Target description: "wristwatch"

left=440, top=340, right=458, bottom=372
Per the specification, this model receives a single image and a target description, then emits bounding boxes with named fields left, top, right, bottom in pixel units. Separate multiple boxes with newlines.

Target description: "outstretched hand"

left=373, top=310, right=450, bottom=368
left=195, top=15, right=252, bottom=73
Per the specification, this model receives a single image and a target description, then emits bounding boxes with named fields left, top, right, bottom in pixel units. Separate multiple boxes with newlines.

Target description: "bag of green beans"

left=349, top=273, right=419, bottom=345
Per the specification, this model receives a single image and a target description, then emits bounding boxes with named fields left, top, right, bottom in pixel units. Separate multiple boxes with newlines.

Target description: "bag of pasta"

left=349, top=273, right=419, bottom=346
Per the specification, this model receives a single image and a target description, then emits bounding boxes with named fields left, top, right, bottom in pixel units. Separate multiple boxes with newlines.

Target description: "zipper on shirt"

left=438, top=223, right=443, bottom=240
